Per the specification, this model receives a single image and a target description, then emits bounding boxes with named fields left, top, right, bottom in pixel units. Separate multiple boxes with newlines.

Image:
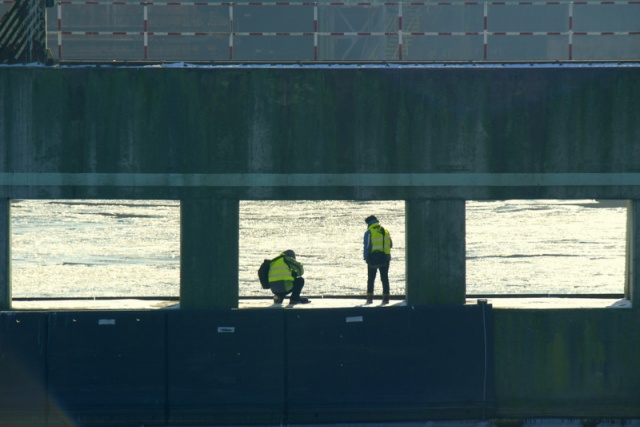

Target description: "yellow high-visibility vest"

left=369, top=224, right=391, bottom=254
left=268, top=256, right=293, bottom=282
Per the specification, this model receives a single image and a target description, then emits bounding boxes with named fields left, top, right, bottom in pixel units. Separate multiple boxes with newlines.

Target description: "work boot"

left=366, top=293, right=373, bottom=304
left=382, top=294, right=390, bottom=305
left=289, top=297, right=310, bottom=305
left=273, top=295, right=284, bottom=304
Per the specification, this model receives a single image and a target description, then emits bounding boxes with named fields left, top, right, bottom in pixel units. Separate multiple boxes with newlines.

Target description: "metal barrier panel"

left=47, top=311, right=165, bottom=426
left=166, top=309, right=286, bottom=425
left=286, top=306, right=414, bottom=423
left=408, top=304, right=494, bottom=417
left=0, top=312, right=48, bottom=425
left=286, top=305, right=493, bottom=423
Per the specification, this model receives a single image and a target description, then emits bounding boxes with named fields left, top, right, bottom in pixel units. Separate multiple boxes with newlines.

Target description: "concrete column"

left=0, top=199, right=10, bottom=310
left=405, top=199, right=466, bottom=305
left=625, top=200, right=640, bottom=308
left=180, top=198, right=239, bottom=309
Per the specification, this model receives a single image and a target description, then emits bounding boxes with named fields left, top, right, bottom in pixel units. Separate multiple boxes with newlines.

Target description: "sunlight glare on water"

left=9, top=199, right=626, bottom=298
left=466, top=200, right=626, bottom=295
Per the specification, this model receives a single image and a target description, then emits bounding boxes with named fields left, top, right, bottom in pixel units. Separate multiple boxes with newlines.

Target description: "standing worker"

left=268, top=250, right=310, bottom=305
left=363, top=215, right=393, bottom=305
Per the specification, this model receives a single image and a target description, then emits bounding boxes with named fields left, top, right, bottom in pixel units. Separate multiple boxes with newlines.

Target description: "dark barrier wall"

left=1, top=65, right=640, bottom=200
left=2, top=305, right=640, bottom=424
left=286, top=306, right=416, bottom=423
left=286, top=304, right=493, bottom=423
left=166, top=309, right=286, bottom=425
left=0, top=306, right=492, bottom=426
left=0, top=312, right=47, bottom=425
left=47, top=311, right=166, bottom=426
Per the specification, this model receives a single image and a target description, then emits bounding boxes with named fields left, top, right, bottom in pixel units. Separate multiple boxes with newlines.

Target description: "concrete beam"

left=179, top=198, right=239, bottom=309
left=2, top=66, right=640, bottom=200
left=405, top=200, right=466, bottom=305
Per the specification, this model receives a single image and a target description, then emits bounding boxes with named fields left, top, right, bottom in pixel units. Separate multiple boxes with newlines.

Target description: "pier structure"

left=2, top=64, right=640, bottom=309
left=1, top=64, right=640, bottom=424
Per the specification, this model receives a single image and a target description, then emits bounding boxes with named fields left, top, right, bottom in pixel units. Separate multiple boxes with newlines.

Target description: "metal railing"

left=2, top=0, right=639, bottom=62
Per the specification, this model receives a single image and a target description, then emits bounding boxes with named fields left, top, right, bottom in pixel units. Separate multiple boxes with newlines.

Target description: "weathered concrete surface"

left=494, top=308, right=640, bottom=418
left=1, top=64, right=640, bottom=200
left=180, top=198, right=239, bottom=309
left=406, top=199, right=465, bottom=305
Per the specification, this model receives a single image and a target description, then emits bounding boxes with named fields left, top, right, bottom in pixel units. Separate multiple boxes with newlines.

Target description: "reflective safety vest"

left=369, top=224, right=391, bottom=255
left=268, top=256, right=293, bottom=283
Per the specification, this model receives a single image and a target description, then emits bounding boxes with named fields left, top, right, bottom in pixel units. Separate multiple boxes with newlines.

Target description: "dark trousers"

left=274, top=277, right=305, bottom=300
left=367, top=264, right=390, bottom=295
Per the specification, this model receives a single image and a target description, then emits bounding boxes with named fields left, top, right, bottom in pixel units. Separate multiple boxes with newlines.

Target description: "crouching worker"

left=269, top=250, right=310, bottom=305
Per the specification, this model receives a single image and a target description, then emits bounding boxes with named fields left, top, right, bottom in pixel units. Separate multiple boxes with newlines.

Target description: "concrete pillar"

left=405, top=199, right=466, bottom=305
left=625, top=200, right=640, bottom=308
left=0, top=199, right=10, bottom=310
left=180, top=198, right=239, bottom=309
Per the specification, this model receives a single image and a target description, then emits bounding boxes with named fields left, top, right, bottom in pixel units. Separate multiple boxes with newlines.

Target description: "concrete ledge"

left=7, top=296, right=630, bottom=311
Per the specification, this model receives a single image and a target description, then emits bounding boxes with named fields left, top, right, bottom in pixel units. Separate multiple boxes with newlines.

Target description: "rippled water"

left=9, top=199, right=626, bottom=298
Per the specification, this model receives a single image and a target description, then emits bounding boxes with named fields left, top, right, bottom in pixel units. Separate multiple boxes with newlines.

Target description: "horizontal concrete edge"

left=2, top=172, right=640, bottom=187
left=7, top=297, right=630, bottom=311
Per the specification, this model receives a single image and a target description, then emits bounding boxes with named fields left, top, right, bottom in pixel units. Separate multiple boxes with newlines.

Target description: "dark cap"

left=365, top=215, right=378, bottom=225
left=283, top=250, right=296, bottom=258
